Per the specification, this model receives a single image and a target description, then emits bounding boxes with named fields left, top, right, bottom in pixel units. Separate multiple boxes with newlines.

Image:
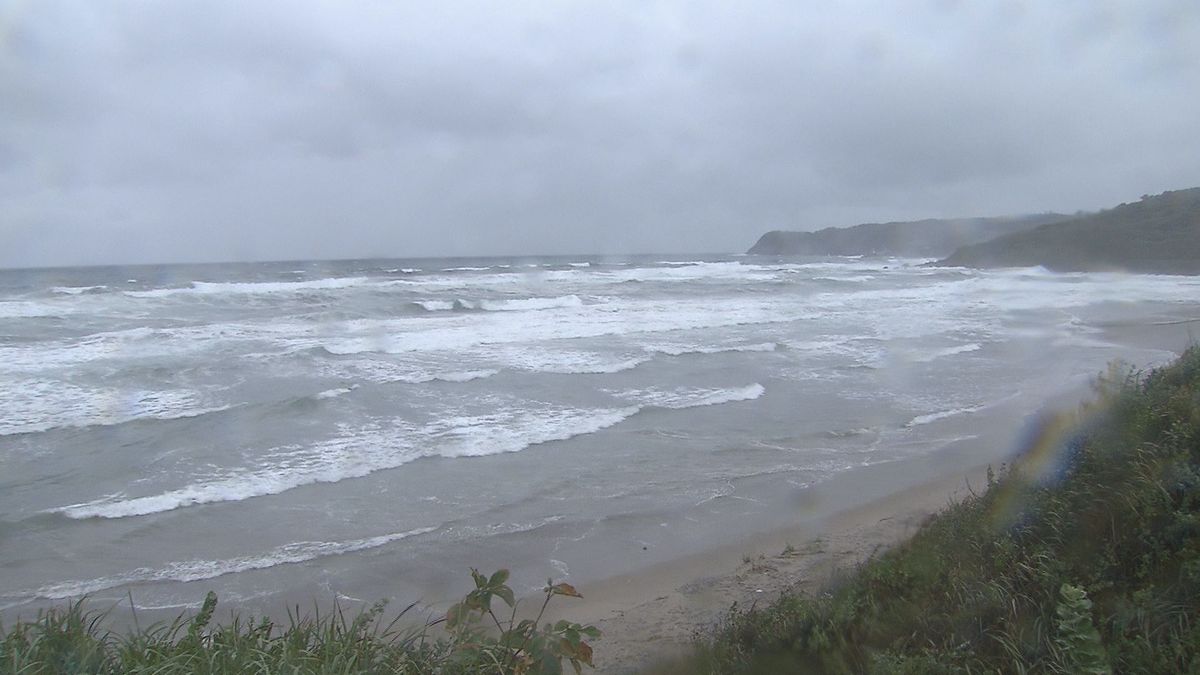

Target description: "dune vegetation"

left=0, top=572, right=598, bottom=674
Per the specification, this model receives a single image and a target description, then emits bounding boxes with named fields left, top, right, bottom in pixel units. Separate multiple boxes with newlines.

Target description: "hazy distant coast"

left=749, top=187, right=1200, bottom=275
left=745, top=214, right=1067, bottom=257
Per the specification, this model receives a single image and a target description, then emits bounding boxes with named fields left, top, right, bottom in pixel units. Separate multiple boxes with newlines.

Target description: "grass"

left=0, top=573, right=598, bottom=674
left=650, top=346, right=1200, bottom=673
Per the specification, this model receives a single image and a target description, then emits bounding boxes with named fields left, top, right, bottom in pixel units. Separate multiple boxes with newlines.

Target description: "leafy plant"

left=1054, top=583, right=1110, bottom=674
left=443, top=568, right=600, bottom=675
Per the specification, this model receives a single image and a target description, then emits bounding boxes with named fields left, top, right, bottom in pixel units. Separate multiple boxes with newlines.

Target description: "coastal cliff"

left=746, top=214, right=1066, bottom=257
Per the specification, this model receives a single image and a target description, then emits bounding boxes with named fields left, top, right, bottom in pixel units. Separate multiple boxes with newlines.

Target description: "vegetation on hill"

left=651, top=347, right=1200, bottom=673
left=746, top=214, right=1067, bottom=257
left=938, top=187, right=1200, bottom=274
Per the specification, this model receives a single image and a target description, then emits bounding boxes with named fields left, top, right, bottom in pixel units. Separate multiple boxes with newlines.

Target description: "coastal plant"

left=443, top=568, right=600, bottom=674
left=0, top=568, right=598, bottom=674
left=1052, top=583, right=1109, bottom=674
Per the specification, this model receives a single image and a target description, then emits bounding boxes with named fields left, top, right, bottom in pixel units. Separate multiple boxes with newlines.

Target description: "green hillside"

left=939, top=188, right=1200, bottom=274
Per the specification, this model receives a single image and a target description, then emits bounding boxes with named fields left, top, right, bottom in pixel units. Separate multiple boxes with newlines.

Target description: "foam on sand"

left=905, top=405, right=986, bottom=427
left=28, top=527, right=437, bottom=600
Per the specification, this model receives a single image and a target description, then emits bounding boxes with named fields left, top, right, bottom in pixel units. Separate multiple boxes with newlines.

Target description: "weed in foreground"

left=0, top=569, right=599, bottom=675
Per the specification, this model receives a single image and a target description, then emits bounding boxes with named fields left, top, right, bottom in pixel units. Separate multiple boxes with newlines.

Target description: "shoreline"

left=552, top=461, right=995, bottom=674
left=551, top=315, right=1198, bottom=674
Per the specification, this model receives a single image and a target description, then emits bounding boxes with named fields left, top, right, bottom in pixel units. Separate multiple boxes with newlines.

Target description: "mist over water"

left=1, top=255, right=1195, bottom=618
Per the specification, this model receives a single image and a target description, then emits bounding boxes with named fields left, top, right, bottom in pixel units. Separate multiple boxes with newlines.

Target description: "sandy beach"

left=553, top=465, right=991, bottom=674
left=552, top=313, right=1199, bottom=674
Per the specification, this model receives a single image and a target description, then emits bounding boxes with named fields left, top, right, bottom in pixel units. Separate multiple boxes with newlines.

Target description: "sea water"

left=1, top=255, right=1196, bottom=619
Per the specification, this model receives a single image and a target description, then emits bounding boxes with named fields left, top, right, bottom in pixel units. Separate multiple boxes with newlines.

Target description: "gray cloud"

left=2, top=0, right=1198, bottom=266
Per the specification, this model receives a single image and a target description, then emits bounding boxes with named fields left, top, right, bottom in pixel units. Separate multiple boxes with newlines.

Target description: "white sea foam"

left=405, top=369, right=500, bottom=383
left=493, top=347, right=647, bottom=375
left=0, top=382, right=231, bottom=436
left=55, top=403, right=640, bottom=519
left=906, top=405, right=985, bottom=427
left=314, top=386, right=357, bottom=400
left=480, top=295, right=583, bottom=311
left=615, top=384, right=765, bottom=410
left=30, top=527, right=437, bottom=600
left=812, top=275, right=875, bottom=283
left=321, top=296, right=802, bottom=355
left=645, top=342, right=777, bottom=356
left=416, top=295, right=584, bottom=312
left=310, top=358, right=500, bottom=385
left=598, top=262, right=775, bottom=283
left=0, top=322, right=293, bottom=375
left=125, top=277, right=373, bottom=298
left=432, top=406, right=639, bottom=458
left=549, top=559, right=571, bottom=578
left=0, top=300, right=71, bottom=319
left=51, top=285, right=107, bottom=295
left=911, top=343, right=982, bottom=362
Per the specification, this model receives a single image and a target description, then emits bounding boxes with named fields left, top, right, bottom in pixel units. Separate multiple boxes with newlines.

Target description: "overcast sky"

left=2, top=0, right=1198, bottom=267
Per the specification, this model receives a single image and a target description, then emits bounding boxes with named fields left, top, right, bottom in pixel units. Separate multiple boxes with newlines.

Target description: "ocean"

left=1, top=254, right=1196, bottom=621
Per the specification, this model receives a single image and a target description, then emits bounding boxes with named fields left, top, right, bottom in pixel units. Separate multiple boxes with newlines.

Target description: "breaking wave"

left=125, top=277, right=374, bottom=298
left=415, top=295, right=584, bottom=313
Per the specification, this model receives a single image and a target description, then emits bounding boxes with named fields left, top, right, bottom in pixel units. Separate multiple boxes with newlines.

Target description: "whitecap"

left=314, top=386, right=357, bottom=400
left=478, top=295, right=583, bottom=311
left=494, top=348, right=647, bottom=375
left=432, top=406, right=640, bottom=458
left=400, top=369, right=500, bottom=383
left=125, top=277, right=373, bottom=298
left=55, top=403, right=639, bottom=519
left=0, top=300, right=70, bottom=319
left=51, top=285, right=107, bottom=295
left=0, top=383, right=232, bottom=437
left=414, top=295, right=585, bottom=313
left=645, top=342, right=777, bottom=356
left=615, top=384, right=765, bottom=410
